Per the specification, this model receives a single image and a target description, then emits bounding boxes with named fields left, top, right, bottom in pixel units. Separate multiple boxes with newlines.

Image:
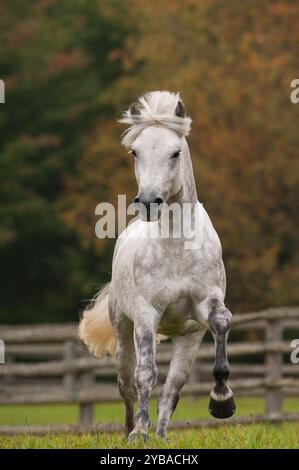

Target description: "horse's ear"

left=130, top=103, right=141, bottom=116
left=175, top=100, right=186, bottom=118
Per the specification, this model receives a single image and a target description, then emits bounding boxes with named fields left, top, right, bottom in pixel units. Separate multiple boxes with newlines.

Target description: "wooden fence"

left=0, top=307, right=299, bottom=433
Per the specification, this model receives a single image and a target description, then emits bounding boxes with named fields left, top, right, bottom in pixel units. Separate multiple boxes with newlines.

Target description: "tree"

left=0, top=0, right=132, bottom=322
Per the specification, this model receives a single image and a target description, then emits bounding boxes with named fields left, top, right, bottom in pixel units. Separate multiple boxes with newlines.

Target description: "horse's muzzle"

left=134, top=195, right=164, bottom=221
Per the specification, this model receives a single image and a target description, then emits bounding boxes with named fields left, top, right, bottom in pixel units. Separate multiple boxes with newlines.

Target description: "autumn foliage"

left=0, top=0, right=298, bottom=322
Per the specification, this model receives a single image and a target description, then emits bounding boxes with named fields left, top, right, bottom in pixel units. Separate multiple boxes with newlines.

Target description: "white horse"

left=79, top=91, right=235, bottom=441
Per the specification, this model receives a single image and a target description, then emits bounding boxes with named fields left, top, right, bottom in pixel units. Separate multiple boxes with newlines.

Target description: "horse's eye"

left=170, top=150, right=181, bottom=159
left=130, top=149, right=138, bottom=158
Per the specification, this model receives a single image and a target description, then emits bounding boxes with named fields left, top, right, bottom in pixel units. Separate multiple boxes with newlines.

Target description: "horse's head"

left=131, top=107, right=184, bottom=221
left=120, top=92, right=191, bottom=221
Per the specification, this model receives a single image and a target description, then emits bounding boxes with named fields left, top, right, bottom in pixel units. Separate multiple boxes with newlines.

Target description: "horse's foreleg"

left=156, top=330, right=205, bottom=441
left=115, top=317, right=135, bottom=436
left=128, top=312, right=158, bottom=442
left=208, top=298, right=236, bottom=418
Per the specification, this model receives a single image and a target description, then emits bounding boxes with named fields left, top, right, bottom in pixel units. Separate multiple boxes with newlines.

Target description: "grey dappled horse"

left=79, top=91, right=236, bottom=441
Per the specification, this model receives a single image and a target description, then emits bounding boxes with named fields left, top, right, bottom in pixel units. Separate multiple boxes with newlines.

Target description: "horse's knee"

left=134, top=325, right=157, bottom=390
left=208, top=300, right=232, bottom=334
left=135, top=325, right=155, bottom=353
left=135, top=360, right=158, bottom=392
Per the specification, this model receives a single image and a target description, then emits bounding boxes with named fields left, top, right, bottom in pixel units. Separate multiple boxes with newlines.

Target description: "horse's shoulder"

left=112, top=218, right=144, bottom=263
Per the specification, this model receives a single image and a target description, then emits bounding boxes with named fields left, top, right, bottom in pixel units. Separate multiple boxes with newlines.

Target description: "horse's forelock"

left=119, top=91, right=192, bottom=149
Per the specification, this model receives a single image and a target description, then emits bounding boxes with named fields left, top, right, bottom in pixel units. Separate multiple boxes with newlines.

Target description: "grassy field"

left=0, top=397, right=298, bottom=449
left=1, top=423, right=299, bottom=449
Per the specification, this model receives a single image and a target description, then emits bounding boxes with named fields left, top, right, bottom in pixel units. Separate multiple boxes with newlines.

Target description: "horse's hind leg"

left=207, top=297, right=236, bottom=419
left=114, top=317, right=135, bottom=436
left=128, top=309, right=159, bottom=442
left=156, top=330, right=205, bottom=441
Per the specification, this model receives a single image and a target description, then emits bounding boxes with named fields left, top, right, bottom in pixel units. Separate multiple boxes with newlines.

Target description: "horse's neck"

left=170, top=138, right=197, bottom=206
left=159, top=139, right=199, bottom=248
left=181, top=139, right=198, bottom=204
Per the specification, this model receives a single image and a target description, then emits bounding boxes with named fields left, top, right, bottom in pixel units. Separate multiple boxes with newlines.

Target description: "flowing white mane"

left=119, top=91, right=192, bottom=149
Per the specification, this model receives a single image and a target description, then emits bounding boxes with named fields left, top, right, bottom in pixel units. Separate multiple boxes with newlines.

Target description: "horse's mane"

left=119, top=91, right=192, bottom=149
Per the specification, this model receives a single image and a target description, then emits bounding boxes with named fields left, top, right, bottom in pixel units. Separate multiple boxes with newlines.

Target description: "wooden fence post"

left=64, top=339, right=96, bottom=428
left=79, top=371, right=94, bottom=428
left=63, top=340, right=76, bottom=392
left=265, top=319, right=283, bottom=419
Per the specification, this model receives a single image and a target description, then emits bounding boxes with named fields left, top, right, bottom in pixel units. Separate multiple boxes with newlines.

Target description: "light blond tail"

left=79, top=283, right=169, bottom=358
left=78, top=284, right=116, bottom=358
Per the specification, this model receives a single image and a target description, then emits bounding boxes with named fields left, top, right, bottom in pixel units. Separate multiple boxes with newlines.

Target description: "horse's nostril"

left=134, top=197, right=140, bottom=204
left=153, top=197, right=163, bottom=205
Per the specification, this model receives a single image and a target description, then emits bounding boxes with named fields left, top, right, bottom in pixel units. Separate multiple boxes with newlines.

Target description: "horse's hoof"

left=156, top=433, right=167, bottom=445
left=209, top=394, right=236, bottom=419
left=128, top=430, right=148, bottom=443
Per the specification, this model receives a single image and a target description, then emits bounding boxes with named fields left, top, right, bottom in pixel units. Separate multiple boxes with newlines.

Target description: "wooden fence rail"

left=0, top=307, right=299, bottom=433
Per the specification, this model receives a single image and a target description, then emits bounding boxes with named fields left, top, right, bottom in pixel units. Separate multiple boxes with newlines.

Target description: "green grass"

left=1, top=423, right=299, bottom=449
left=0, top=397, right=298, bottom=449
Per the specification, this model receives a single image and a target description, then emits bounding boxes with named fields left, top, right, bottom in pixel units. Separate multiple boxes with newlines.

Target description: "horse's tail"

left=78, top=283, right=116, bottom=358
left=79, top=283, right=168, bottom=359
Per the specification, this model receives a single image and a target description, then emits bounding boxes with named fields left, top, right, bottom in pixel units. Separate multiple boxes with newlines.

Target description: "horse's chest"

left=115, top=236, right=222, bottom=315
left=135, top=247, right=206, bottom=306
left=136, top=241, right=199, bottom=277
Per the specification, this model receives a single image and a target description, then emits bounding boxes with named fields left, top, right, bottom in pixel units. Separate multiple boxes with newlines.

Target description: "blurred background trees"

left=0, top=0, right=298, bottom=323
